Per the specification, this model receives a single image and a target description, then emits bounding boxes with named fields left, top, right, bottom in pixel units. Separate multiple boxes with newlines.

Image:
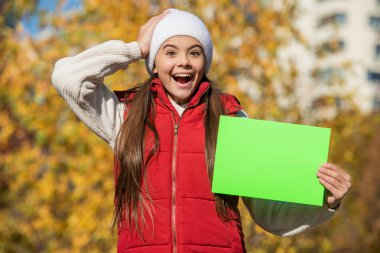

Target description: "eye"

left=190, top=50, right=201, bottom=56
left=166, top=51, right=176, bottom=56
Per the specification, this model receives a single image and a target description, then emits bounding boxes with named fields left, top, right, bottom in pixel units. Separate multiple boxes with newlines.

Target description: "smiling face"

left=153, top=36, right=206, bottom=105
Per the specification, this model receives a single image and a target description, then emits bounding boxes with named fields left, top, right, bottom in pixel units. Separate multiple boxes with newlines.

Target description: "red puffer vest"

left=114, top=78, right=246, bottom=253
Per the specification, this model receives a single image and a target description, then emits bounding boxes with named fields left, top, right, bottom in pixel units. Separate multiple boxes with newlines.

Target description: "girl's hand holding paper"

left=317, top=163, right=351, bottom=209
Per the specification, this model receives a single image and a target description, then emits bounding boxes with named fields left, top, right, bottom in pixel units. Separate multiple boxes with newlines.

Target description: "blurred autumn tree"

left=1, top=0, right=379, bottom=252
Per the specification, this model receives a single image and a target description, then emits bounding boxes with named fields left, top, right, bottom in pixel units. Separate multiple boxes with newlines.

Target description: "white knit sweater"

left=51, top=40, right=336, bottom=237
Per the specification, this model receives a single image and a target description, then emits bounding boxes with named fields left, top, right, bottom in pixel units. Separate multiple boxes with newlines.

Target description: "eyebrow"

left=162, top=44, right=203, bottom=50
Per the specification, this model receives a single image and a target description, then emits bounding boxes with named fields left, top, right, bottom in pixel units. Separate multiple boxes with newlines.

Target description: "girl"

left=52, top=9, right=351, bottom=253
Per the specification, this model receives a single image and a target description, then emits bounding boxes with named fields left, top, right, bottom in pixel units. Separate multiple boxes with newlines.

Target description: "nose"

left=177, top=53, right=190, bottom=68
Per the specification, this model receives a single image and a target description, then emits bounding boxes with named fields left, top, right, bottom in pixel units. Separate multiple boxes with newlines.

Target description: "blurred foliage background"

left=1, top=0, right=379, bottom=252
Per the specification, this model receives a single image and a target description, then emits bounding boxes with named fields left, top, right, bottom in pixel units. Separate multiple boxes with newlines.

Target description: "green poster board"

left=212, top=116, right=331, bottom=206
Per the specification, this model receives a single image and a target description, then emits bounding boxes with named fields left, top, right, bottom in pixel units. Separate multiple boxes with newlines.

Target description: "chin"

left=172, top=93, right=192, bottom=104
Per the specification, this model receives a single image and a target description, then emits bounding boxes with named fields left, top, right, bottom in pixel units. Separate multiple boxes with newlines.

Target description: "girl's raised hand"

left=137, top=10, right=170, bottom=59
left=317, top=163, right=351, bottom=209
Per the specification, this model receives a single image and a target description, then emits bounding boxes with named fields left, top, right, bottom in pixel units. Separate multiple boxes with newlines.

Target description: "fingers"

left=322, top=162, right=351, bottom=181
left=137, top=11, right=171, bottom=58
left=319, top=175, right=345, bottom=209
left=316, top=163, right=351, bottom=208
left=143, top=12, right=168, bottom=28
left=318, top=176, right=344, bottom=199
left=318, top=163, right=351, bottom=188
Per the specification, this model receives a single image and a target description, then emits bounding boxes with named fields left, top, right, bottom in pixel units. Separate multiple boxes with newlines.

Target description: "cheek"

left=155, top=59, right=174, bottom=74
left=194, top=60, right=206, bottom=75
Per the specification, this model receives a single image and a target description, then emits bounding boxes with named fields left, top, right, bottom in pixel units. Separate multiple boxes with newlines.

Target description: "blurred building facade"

left=279, top=0, right=380, bottom=117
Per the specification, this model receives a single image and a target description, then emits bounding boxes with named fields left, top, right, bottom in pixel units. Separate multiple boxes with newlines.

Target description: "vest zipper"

left=171, top=115, right=179, bottom=253
left=170, top=113, right=186, bottom=253
left=158, top=89, right=209, bottom=253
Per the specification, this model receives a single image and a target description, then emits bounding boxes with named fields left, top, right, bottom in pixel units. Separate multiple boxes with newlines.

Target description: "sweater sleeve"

left=235, top=109, right=336, bottom=236
left=51, top=40, right=141, bottom=149
left=241, top=197, right=336, bottom=236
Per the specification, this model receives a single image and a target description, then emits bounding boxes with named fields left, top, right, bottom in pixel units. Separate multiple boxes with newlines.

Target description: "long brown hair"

left=113, top=76, right=237, bottom=235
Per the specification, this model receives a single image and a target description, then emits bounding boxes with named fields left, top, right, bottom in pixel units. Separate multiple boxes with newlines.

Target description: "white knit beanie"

left=145, top=9, right=213, bottom=75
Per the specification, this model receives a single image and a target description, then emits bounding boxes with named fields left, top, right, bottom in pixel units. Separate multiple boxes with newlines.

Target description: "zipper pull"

left=174, top=124, right=179, bottom=135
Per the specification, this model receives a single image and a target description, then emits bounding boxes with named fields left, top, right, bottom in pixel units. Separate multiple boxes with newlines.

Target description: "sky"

left=22, top=0, right=82, bottom=37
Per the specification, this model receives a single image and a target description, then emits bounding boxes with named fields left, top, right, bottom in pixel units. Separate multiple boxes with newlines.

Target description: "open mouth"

left=172, top=73, right=193, bottom=84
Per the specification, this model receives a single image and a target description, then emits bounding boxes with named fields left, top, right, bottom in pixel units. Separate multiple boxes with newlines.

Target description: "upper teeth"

left=173, top=74, right=192, bottom=78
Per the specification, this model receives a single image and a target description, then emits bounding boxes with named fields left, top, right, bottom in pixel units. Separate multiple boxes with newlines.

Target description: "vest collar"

left=151, top=77, right=210, bottom=110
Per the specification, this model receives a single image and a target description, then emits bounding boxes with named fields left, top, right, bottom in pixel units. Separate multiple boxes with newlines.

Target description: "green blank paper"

left=212, top=116, right=331, bottom=206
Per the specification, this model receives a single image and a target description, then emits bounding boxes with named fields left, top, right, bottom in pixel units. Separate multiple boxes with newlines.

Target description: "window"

left=369, top=16, right=380, bottom=31
left=338, top=40, right=345, bottom=49
left=373, top=97, right=380, bottom=111
left=316, top=67, right=344, bottom=82
left=317, top=39, right=345, bottom=55
left=318, top=13, right=347, bottom=27
left=367, top=71, right=380, bottom=83
left=376, top=45, right=380, bottom=58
